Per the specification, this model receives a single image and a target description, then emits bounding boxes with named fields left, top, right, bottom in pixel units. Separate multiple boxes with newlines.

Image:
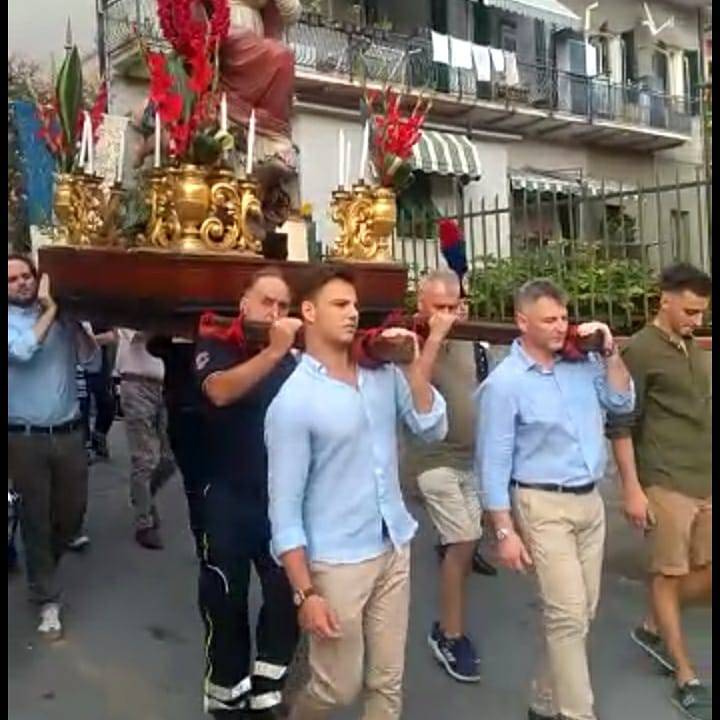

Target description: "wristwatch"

left=495, top=527, right=513, bottom=543
left=293, top=586, right=318, bottom=608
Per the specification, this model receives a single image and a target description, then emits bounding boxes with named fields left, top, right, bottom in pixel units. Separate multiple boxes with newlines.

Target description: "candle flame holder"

left=329, top=182, right=396, bottom=262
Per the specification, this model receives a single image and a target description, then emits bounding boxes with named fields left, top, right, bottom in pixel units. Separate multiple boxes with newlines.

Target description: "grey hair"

left=419, top=269, right=461, bottom=295
left=514, top=279, right=567, bottom=311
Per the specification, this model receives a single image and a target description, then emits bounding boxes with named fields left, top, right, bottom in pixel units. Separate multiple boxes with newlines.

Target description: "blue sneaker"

left=428, top=622, right=482, bottom=683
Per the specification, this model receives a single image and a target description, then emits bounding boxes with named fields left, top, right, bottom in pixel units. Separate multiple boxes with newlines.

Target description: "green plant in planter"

left=467, top=241, right=658, bottom=332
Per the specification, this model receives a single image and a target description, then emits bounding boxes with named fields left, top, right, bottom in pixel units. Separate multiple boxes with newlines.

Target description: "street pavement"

left=8, top=425, right=712, bottom=720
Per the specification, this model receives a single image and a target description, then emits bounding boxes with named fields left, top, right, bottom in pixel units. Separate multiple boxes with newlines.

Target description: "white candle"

left=220, top=93, right=228, bottom=133
left=338, top=129, right=345, bottom=187
left=345, top=140, right=351, bottom=189
left=78, top=115, right=88, bottom=168
left=85, top=111, right=94, bottom=176
left=154, top=111, right=161, bottom=168
left=246, top=109, right=256, bottom=176
left=359, top=120, right=369, bottom=182
left=116, top=123, right=126, bottom=184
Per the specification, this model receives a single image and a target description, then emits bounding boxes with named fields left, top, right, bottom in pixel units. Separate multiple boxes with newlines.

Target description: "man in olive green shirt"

left=607, top=263, right=712, bottom=720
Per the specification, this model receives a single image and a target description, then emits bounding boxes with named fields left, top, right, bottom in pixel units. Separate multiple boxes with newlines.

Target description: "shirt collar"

left=510, top=338, right=558, bottom=373
left=650, top=322, right=692, bottom=355
left=301, top=352, right=328, bottom=376
left=8, top=302, right=39, bottom=319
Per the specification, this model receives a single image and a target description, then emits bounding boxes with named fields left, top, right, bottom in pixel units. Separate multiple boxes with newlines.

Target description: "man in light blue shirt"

left=475, top=279, right=633, bottom=720
left=8, top=254, right=96, bottom=642
left=266, top=266, right=447, bottom=720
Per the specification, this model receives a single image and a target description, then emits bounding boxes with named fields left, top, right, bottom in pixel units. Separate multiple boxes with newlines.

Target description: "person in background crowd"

left=195, top=268, right=302, bottom=718
left=476, top=279, right=633, bottom=720
left=266, top=266, right=447, bottom=720
left=115, top=328, right=177, bottom=550
left=8, top=254, right=97, bottom=640
left=607, top=263, right=712, bottom=720
left=82, top=324, right=118, bottom=461
left=147, top=334, right=206, bottom=559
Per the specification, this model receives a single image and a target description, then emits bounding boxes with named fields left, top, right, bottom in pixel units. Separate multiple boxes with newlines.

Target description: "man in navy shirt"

left=195, top=267, right=301, bottom=719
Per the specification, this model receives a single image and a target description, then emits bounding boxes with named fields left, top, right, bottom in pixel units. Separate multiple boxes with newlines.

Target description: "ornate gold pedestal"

left=52, top=173, right=123, bottom=246
left=141, top=165, right=264, bottom=254
left=329, top=182, right=396, bottom=262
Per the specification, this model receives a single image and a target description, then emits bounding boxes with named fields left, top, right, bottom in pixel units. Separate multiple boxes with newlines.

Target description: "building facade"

left=103, top=0, right=711, bottom=271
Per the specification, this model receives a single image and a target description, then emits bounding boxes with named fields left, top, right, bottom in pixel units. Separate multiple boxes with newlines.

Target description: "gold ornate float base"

left=141, top=164, right=264, bottom=254
left=330, top=182, right=396, bottom=262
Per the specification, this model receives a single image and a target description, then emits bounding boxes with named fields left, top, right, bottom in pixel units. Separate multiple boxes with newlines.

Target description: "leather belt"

left=8, top=418, right=83, bottom=435
left=511, top=480, right=596, bottom=495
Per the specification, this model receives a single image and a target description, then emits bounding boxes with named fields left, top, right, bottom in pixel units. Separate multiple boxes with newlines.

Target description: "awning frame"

left=483, top=0, right=582, bottom=30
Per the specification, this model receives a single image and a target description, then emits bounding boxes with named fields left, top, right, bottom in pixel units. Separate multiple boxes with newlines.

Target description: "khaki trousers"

left=120, top=378, right=176, bottom=530
left=291, top=545, right=411, bottom=720
left=513, top=487, right=605, bottom=720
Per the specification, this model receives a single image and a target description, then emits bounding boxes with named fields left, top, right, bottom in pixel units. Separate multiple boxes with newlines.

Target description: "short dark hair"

left=515, top=278, right=567, bottom=311
left=7, top=253, right=38, bottom=279
left=659, top=263, right=712, bottom=297
left=299, top=265, right=356, bottom=303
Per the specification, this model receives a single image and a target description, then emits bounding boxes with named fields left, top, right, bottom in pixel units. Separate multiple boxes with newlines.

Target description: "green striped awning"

left=484, top=0, right=581, bottom=29
left=411, top=131, right=482, bottom=180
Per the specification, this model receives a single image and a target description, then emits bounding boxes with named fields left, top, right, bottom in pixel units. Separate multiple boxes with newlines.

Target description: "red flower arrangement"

left=364, top=87, right=431, bottom=190
left=144, top=0, right=231, bottom=163
left=36, top=79, right=108, bottom=172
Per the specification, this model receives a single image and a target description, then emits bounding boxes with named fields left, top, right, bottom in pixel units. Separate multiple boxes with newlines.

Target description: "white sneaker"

left=38, top=603, right=62, bottom=641
left=67, top=534, right=91, bottom=551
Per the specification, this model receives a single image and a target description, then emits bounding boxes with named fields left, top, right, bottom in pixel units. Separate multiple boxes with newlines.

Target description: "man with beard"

left=8, top=254, right=97, bottom=640
left=608, top=263, right=712, bottom=720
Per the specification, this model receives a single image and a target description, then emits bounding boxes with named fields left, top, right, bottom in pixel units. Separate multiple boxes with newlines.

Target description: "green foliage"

left=467, top=242, right=659, bottom=332
left=55, top=46, right=83, bottom=171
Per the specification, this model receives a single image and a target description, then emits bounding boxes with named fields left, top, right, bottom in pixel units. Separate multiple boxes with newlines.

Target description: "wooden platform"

left=38, top=246, right=409, bottom=336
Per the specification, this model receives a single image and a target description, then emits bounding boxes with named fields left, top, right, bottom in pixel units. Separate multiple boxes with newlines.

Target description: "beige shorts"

left=646, top=485, right=712, bottom=576
left=417, top=467, right=482, bottom=545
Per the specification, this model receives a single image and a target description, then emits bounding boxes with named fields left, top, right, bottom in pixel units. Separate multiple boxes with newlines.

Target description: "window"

left=622, top=30, right=637, bottom=82
left=500, top=22, right=517, bottom=53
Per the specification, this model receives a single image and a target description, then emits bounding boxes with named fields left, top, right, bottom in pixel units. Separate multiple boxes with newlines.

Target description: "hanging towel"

left=450, top=37, right=473, bottom=70
left=505, top=51, right=520, bottom=86
left=585, top=43, right=598, bottom=77
left=431, top=31, right=450, bottom=65
left=490, top=47, right=505, bottom=73
left=472, top=44, right=492, bottom=81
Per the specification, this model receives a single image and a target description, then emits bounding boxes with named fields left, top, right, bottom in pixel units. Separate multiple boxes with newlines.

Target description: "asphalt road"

left=8, top=426, right=712, bottom=720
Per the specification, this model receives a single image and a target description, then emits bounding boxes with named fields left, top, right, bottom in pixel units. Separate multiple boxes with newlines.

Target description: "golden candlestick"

left=329, top=182, right=396, bottom=262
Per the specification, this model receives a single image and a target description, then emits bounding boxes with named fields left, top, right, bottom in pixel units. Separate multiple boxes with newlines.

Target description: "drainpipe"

left=96, top=0, right=108, bottom=81
left=697, top=7, right=711, bottom=255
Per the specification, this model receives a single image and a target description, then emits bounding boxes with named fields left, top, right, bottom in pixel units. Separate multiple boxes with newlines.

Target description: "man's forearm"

left=416, top=336, right=443, bottom=384
left=280, top=547, right=313, bottom=593
left=33, top=305, right=58, bottom=345
left=204, top=347, right=286, bottom=407
left=402, top=364, right=434, bottom=413
left=611, top=437, right=643, bottom=495
left=605, top=352, right=632, bottom=393
left=488, top=509, right=516, bottom=532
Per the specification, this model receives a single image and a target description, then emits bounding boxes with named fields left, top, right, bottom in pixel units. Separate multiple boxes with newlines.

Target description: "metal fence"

left=287, top=17, right=695, bottom=136
left=392, top=172, right=712, bottom=331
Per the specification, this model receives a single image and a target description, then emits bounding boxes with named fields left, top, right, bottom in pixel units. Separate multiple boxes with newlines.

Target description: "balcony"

left=104, top=3, right=694, bottom=150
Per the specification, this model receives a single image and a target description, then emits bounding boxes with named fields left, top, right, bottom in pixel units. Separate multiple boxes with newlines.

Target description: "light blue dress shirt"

left=265, top=353, right=448, bottom=564
left=475, top=339, right=634, bottom=511
left=8, top=305, right=81, bottom=426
